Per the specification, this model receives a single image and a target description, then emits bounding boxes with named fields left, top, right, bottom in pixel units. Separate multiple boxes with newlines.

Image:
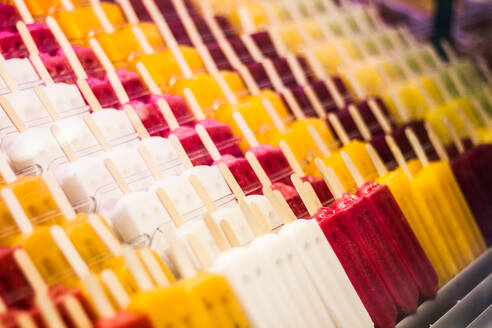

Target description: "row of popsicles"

left=0, top=117, right=488, bottom=328
left=3, top=0, right=492, bottom=247
left=2, top=0, right=488, bottom=262
left=0, top=1, right=492, bottom=326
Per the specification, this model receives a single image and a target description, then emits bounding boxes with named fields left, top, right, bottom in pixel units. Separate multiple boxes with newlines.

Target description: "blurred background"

left=358, top=0, right=492, bottom=67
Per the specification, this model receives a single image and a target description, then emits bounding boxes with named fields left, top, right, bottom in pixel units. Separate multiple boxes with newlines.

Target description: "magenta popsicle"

left=356, top=181, right=438, bottom=299
left=315, top=207, right=397, bottom=328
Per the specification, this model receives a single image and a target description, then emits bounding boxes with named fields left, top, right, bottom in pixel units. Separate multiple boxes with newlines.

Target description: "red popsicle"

left=356, top=181, right=438, bottom=299
left=315, top=206, right=397, bottom=328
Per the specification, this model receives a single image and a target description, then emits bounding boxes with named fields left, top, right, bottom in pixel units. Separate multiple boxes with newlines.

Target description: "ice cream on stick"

left=314, top=159, right=398, bottom=327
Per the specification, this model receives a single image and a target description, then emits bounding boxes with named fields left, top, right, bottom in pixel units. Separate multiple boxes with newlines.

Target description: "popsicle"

left=438, top=119, right=492, bottom=245
left=1, top=187, right=78, bottom=288
left=342, top=150, right=438, bottom=299
left=0, top=154, right=62, bottom=233
left=372, top=136, right=457, bottom=284
left=0, top=246, right=34, bottom=310
left=405, top=128, right=486, bottom=267
left=313, top=161, right=397, bottom=328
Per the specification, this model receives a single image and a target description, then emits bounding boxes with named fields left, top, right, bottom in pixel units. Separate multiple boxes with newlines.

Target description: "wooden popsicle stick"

left=0, top=96, right=27, bottom=132
left=16, top=314, right=37, bottom=328
left=220, top=220, right=240, bottom=247
left=130, top=24, right=155, bottom=55
left=348, top=104, right=371, bottom=141
left=187, top=234, right=212, bottom=270
left=155, top=188, right=185, bottom=227
left=385, top=135, right=413, bottom=179
left=0, top=296, right=6, bottom=314
left=341, top=151, right=365, bottom=188
left=121, top=246, right=154, bottom=291
left=368, top=98, right=392, bottom=133
left=236, top=5, right=256, bottom=34
left=389, top=87, right=411, bottom=122
left=13, top=0, right=34, bottom=24
left=283, top=88, right=307, bottom=121
left=89, top=0, right=115, bottom=34
left=236, top=64, right=261, bottom=95
left=232, top=111, right=260, bottom=147
left=51, top=125, right=78, bottom=162
left=81, top=273, right=116, bottom=318
left=87, top=214, right=122, bottom=256
left=261, top=58, right=285, bottom=91
left=183, top=88, right=206, bottom=121
left=1, top=188, right=33, bottom=235
left=0, top=153, right=17, bottom=183
left=100, top=269, right=131, bottom=309
left=83, top=114, right=112, bottom=151
left=291, top=173, right=318, bottom=217
left=169, top=134, right=193, bottom=169
left=30, top=54, right=54, bottom=85
left=307, top=125, right=331, bottom=157
left=279, top=141, right=304, bottom=177
left=440, top=40, right=459, bottom=63
left=33, top=86, right=61, bottom=121
left=139, top=248, right=170, bottom=287
left=51, top=225, right=91, bottom=279
left=142, top=0, right=193, bottom=79
left=195, top=124, right=221, bottom=161
left=327, top=113, right=350, bottom=145
left=157, top=98, right=180, bottom=130
left=262, top=185, right=295, bottom=224
left=116, top=0, right=140, bottom=24
left=246, top=201, right=272, bottom=235
left=88, top=38, right=130, bottom=105
left=104, top=158, right=132, bottom=194
left=45, top=17, right=87, bottom=80
left=76, top=79, right=103, bottom=112
left=238, top=198, right=269, bottom=237
left=405, top=128, right=429, bottom=167
left=13, top=249, right=48, bottom=294
left=161, top=225, right=198, bottom=278
left=262, top=98, right=286, bottom=131
left=34, top=292, right=67, bottom=328
left=240, top=34, right=263, bottom=62
left=245, top=151, right=272, bottom=187
left=124, top=105, right=151, bottom=139
left=456, top=107, right=479, bottom=147
left=188, top=175, right=218, bottom=212
left=344, top=70, right=367, bottom=100
left=425, top=122, right=450, bottom=162
left=16, top=21, right=39, bottom=55
left=218, top=163, right=245, bottom=201
left=303, top=180, right=323, bottom=209
left=62, top=296, right=93, bottom=328
left=442, top=116, right=464, bottom=154
left=0, top=61, right=20, bottom=92
left=203, top=212, right=231, bottom=251
left=42, top=171, right=76, bottom=220
left=136, top=62, right=161, bottom=95
left=138, top=144, right=164, bottom=180
left=314, top=158, right=344, bottom=199
left=366, top=144, right=388, bottom=177
left=58, top=0, right=74, bottom=11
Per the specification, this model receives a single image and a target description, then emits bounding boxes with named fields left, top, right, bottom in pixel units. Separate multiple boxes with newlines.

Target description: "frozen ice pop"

left=314, top=163, right=397, bottom=328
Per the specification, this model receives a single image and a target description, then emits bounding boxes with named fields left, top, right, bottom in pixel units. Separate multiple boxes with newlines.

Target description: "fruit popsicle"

left=405, top=128, right=486, bottom=267
left=313, top=164, right=397, bottom=328
left=1, top=187, right=78, bottom=287
left=437, top=120, right=492, bottom=245
left=342, top=151, right=438, bottom=299
left=0, top=246, right=34, bottom=310
left=374, top=137, right=458, bottom=285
